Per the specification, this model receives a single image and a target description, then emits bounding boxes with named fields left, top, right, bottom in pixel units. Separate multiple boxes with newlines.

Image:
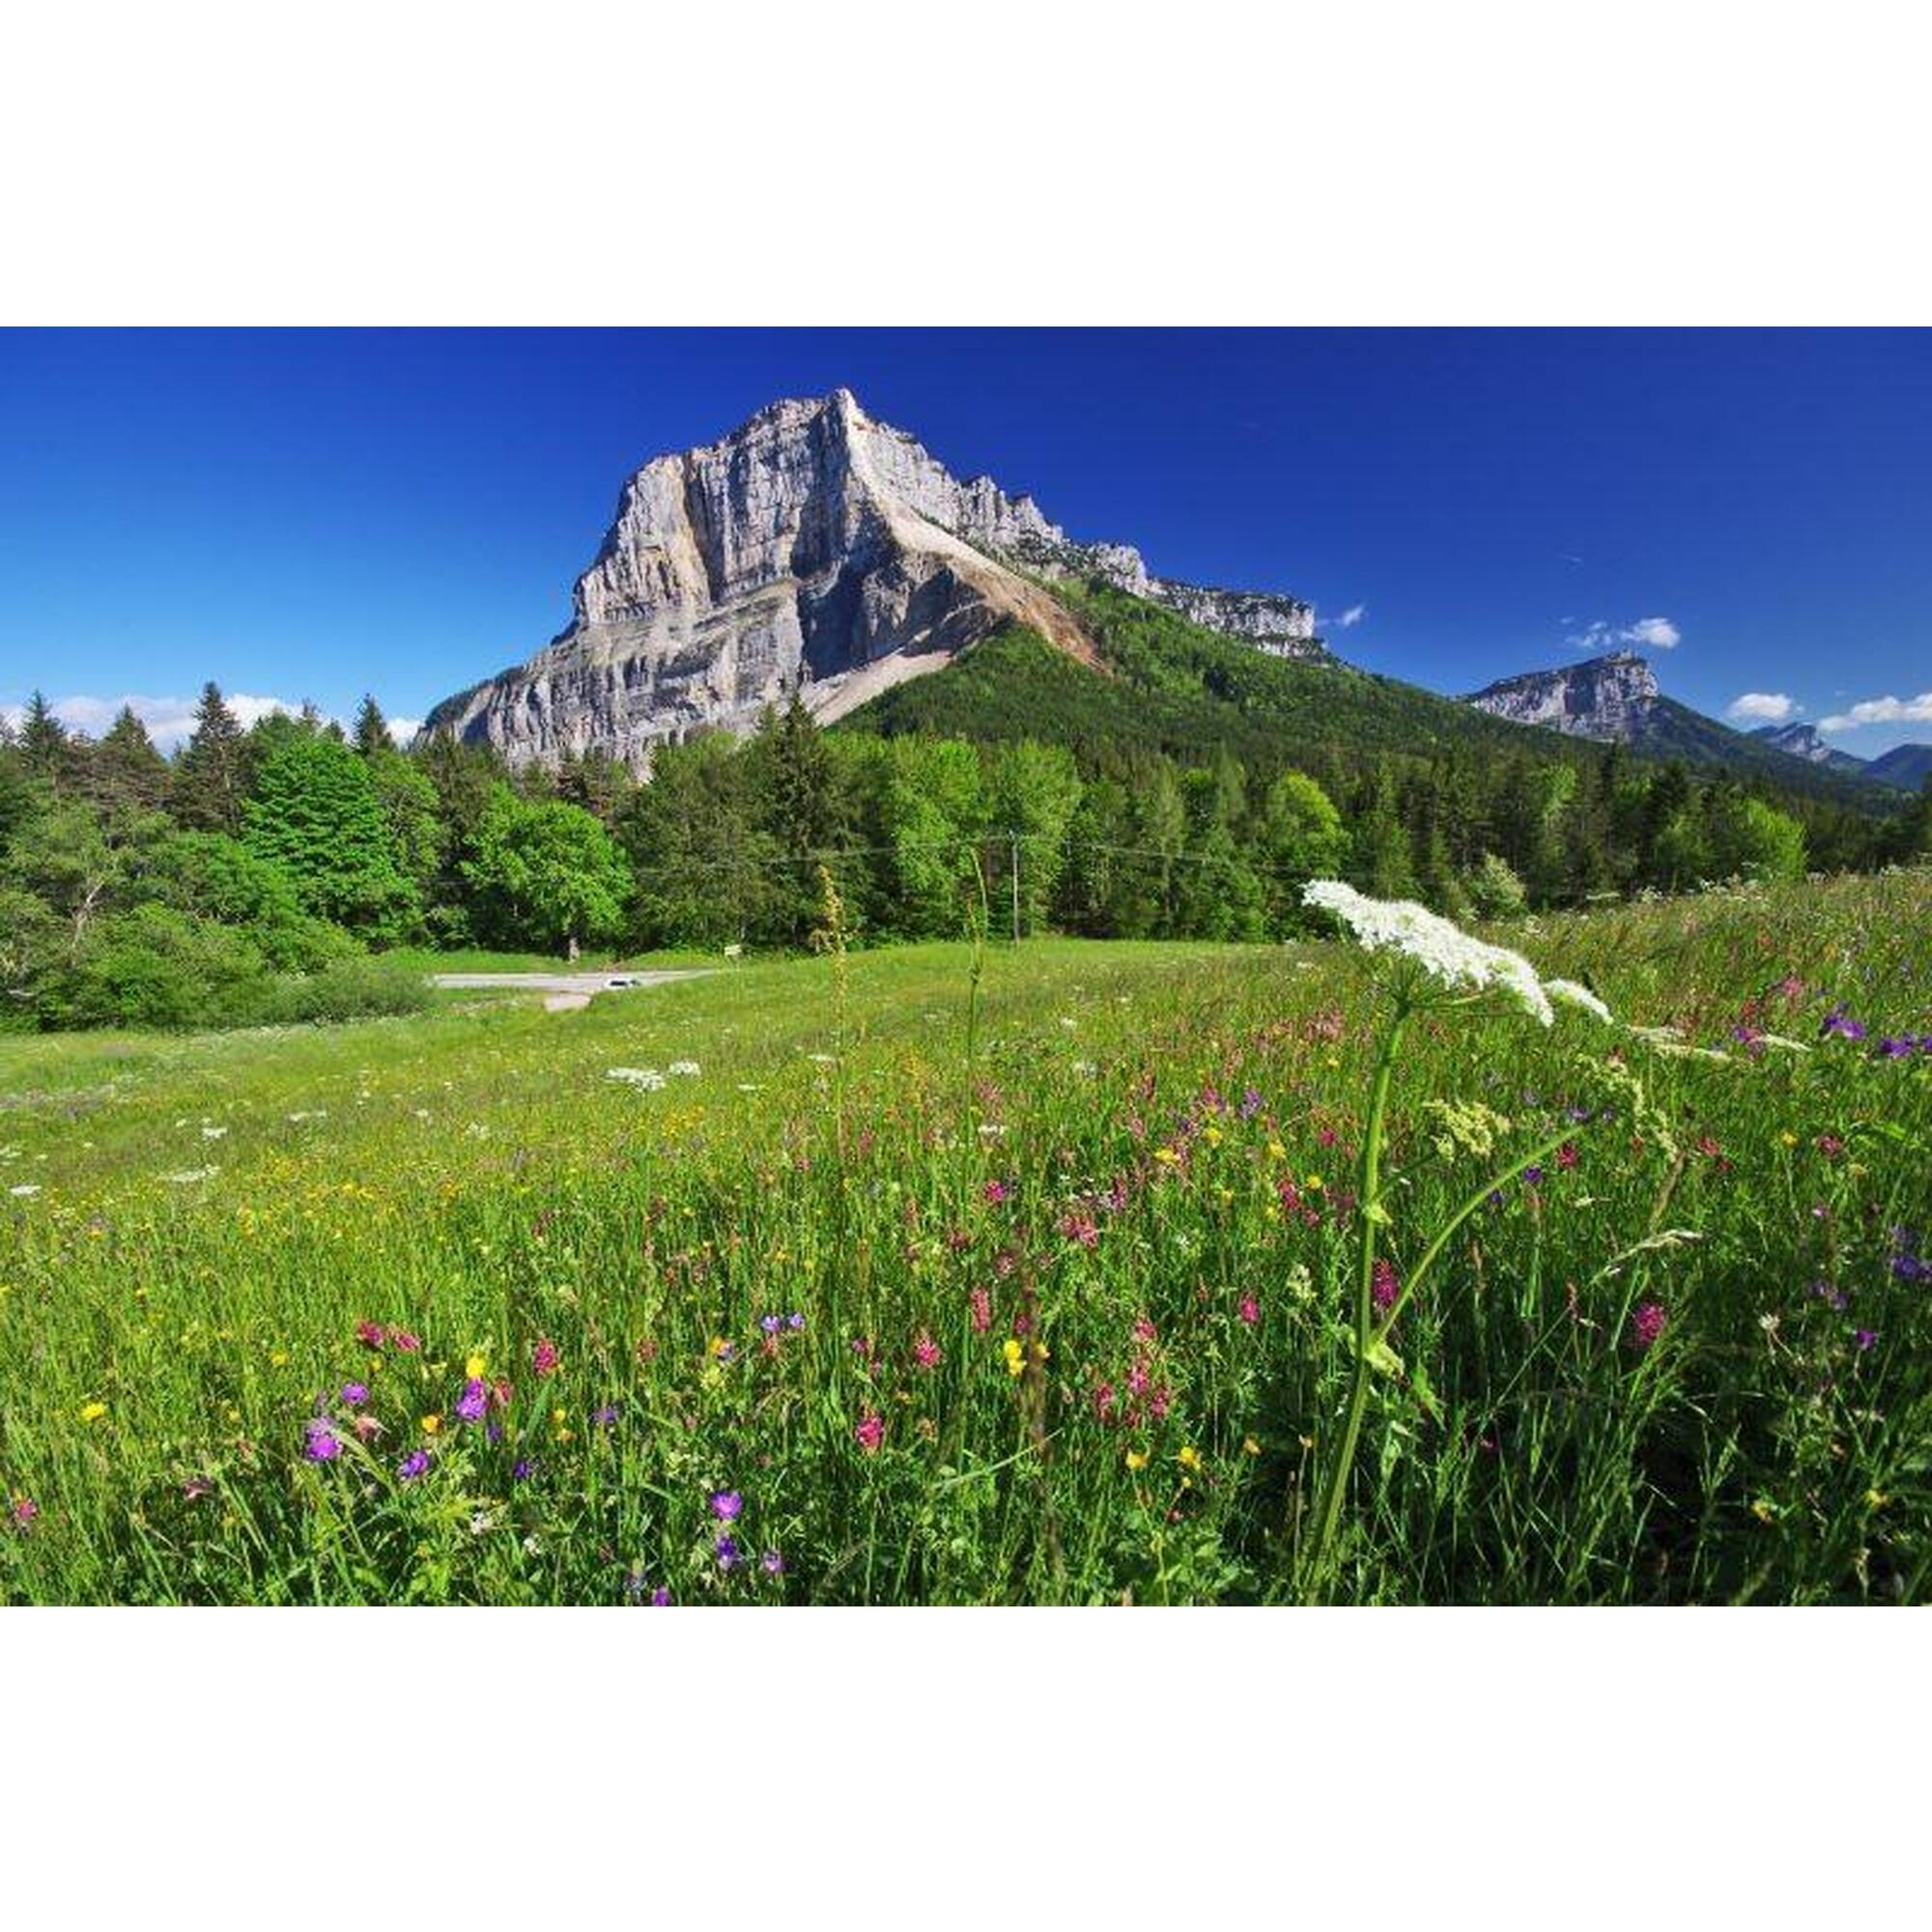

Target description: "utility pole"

left=1009, top=831, right=1021, bottom=943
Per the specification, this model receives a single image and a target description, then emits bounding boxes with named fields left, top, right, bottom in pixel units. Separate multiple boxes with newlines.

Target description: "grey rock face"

left=1748, top=722, right=1871, bottom=775
left=1463, top=652, right=1661, bottom=742
left=421, top=389, right=1320, bottom=769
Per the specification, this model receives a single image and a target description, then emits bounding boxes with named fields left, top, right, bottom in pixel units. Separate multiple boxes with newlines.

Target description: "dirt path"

left=429, top=969, right=717, bottom=999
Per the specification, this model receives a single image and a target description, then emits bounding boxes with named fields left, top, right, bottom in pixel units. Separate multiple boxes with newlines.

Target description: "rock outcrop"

left=420, top=389, right=1321, bottom=769
left=1463, top=652, right=1661, bottom=742
left=1748, top=722, right=1872, bottom=777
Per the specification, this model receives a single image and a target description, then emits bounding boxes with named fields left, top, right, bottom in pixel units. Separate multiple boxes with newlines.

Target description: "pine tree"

left=16, top=692, right=71, bottom=791
left=352, top=695, right=395, bottom=757
left=172, top=683, right=248, bottom=833
left=85, top=706, right=170, bottom=815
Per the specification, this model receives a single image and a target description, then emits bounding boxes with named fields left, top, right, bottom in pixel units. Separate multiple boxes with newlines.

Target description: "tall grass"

left=2, top=871, right=1928, bottom=1603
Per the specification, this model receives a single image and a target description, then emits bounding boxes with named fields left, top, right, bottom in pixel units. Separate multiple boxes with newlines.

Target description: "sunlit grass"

left=3, top=874, right=1928, bottom=1604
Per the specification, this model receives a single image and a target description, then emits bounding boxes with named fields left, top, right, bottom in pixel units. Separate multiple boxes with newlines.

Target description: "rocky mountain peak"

left=1463, top=651, right=1660, bottom=742
left=421, top=390, right=1322, bottom=770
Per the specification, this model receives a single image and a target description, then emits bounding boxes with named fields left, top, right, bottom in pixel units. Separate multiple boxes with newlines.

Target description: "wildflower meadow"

left=3, top=867, right=1929, bottom=1605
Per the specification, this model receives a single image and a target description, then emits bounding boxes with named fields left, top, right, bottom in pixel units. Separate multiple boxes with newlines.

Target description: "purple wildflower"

left=1877, top=1036, right=1918, bottom=1059
left=760, top=1314, right=784, bottom=1335
left=512, top=1458, right=535, bottom=1482
left=454, top=1378, right=490, bottom=1423
left=303, top=1419, right=341, bottom=1463
left=591, top=1404, right=619, bottom=1428
left=651, top=1586, right=672, bottom=1606
left=1238, top=1089, right=1265, bottom=1121
left=786, top=1312, right=805, bottom=1330
left=339, top=1381, right=370, bottom=1407
left=398, top=1448, right=432, bottom=1482
left=1821, top=1009, right=1867, bottom=1041
left=1855, top=1329, right=1879, bottom=1351
left=761, top=1548, right=785, bottom=1576
left=1521, top=1166, right=1546, bottom=1189
left=710, top=1490, right=744, bottom=1521
left=715, top=1533, right=741, bottom=1569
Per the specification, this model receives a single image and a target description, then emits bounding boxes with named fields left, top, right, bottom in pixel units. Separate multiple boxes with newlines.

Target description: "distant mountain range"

left=416, top=390, right=1920, bottom=813
left=1464, top=655, right=1926, bottom=799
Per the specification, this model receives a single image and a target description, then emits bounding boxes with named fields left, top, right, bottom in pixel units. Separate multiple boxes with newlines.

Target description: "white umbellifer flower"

left=606, top=1066, right=666, bottom=1091
left=1544, top=979, right=1613, bottom=1024
left=164, top=1166, right=219, bottom=1183
left=201, top=1124, right=228, bottom=1140
left=9, top=1184, right=40, bottom=1198
left=1302, top=880, right=1554, bottom=1025
left=667, top=1060, right=700, bottom=1077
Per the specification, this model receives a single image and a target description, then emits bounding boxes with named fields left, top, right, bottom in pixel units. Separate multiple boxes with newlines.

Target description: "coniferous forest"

left=6, top=603, right=1927, bottom=1033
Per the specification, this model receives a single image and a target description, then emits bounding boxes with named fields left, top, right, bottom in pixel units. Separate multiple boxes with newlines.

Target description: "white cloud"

left=1818, top=692, right=1932, bottom=734
left=1, top=693, right=334, bottom=751
left=1726, top=692, right=1797, bottom=724
left=388, top=717, right=424, bottom=743
left=1566, top=614, right=1682, bottom=654
left=1326, top=603, right=1366, bottom=630
left=1623, top=615, right=1681, bottom=649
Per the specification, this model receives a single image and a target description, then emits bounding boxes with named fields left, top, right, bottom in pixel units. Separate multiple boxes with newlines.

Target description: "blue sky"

left=2, top=328, right=1927, bottom=753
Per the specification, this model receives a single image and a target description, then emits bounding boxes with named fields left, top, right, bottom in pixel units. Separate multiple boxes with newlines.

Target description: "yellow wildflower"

left=79, top=1400, right=109, bottom=1424
left=1242, top=1436, right=1262, bottom=1457
left=1125, top=1448, right=1150, bottom=1471
left=1305, top=1175, right=1324, bottom=1192
left=1178, top=1444, right=1203, bottom=1473
left=1266, top=1140, right=1287, bottom=1161
left=270, top=1350, right=289, bottom=1368
left=1002, top=1337, right=1026, bottom=1378
left=420, top=1413, right=441, bottom=1436
left=465, top=1352, right=488, bottom=1380
left=1152, top=1148, right=1181, bottom=1167
left=1779, top=1130, right=1799, bottom=1148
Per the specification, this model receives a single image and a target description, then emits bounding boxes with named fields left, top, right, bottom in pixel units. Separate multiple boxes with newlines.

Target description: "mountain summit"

left=421, top=390, right=1321, bottom=768
left=1463, top=651, right=1660, bottom=741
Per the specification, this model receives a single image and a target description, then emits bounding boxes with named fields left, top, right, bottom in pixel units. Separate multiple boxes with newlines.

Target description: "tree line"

left=3, top=680, right=1928, bottom=1030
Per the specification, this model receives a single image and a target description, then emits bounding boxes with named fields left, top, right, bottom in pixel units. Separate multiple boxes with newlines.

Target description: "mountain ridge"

left=420, top=389, right=1323, bottom=770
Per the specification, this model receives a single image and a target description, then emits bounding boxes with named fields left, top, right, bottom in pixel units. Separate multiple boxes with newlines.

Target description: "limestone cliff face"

left=421, top=389, right=1321, bottom=769
left=1463, top=652, right=1661, bottom=742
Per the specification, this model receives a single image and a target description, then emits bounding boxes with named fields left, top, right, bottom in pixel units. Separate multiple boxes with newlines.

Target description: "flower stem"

left=1303, top=995, right=1408, bottom=1601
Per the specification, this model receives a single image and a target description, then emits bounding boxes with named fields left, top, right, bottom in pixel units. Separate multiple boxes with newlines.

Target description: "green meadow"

left=3, top=870, right=1929, bottom=1604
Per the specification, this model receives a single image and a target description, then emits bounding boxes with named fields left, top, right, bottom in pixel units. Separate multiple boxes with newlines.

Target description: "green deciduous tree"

left=242, top=731, right=420, bottom=940
left=461, top=783, right=632, bottom=952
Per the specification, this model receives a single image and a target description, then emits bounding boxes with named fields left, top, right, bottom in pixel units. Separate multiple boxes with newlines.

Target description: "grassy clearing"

left=3, top=874, right=1929, bottom=1604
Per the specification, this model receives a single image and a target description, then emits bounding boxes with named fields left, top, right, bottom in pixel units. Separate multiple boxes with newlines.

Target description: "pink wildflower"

left=983, top=1179, right=1009, bottom=1205
left=912, top=1330, right=942, bottom=1369
left=1237, top=1294, right=1261, bottom=1326
left=969, top=1288, right=992, bottom=1333
left=1630, top=1302, right=1667, bottom=1352
left=854, top=1411, right=884, bottom=1454
left=531, top=1337, right=560, bottom=1377
left=1371, top=1258, right=1400, bottom=1315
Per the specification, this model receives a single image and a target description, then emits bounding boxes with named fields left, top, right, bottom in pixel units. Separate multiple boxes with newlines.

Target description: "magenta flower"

left=1371, top=1258, right=1400, bottom=1315
left=390, top=1328, right=422, bottom=1353
left=355, top=1321, right=385, bottom=1349
left=710, top=1490, right=744, bottom=1521
left=854, top=1411, right=885, bottom=1454
left=651, top=1586, right=673, bottom=1606
left=983, top=1179, right=1009, bottom=1205
left=912, top=1330, right=942, bottom=1369
left=531, top=1337, right=560, bottom=1377
left=1237, top=1295, right=1261, bottom=1326
left=9, top=1496, right=38, bottom=1528
left=1630, top=1302, right=1667, bottom=1352
left=969, top=1288, right=992, bottom=1334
